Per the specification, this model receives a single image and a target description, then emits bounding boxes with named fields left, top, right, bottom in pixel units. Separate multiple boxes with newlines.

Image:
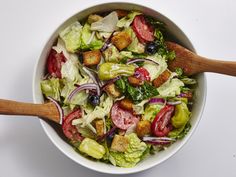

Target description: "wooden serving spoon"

left=166, top=41, right=236, bottom=76
left=0, top=99, right=62, bottom=124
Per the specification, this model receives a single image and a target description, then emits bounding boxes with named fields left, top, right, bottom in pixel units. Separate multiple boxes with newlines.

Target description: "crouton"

left=83, top=50, right=101, bottom=66
left=87, top=14, right=103, bottom=24
left=111, top=31, right=132, bottom=50
left=136, top=120, right=151, bottom=137
left=152, top=70, right=171, bottom=88
left=119, top=98, right=133, bottom=111
left=111, top=135, right=129, bottom=152
left=95, top=120, right=104, bottom=136
left=104, top=83, right=121, bottom=98
left=128, top=76, right=144, bottom=86
left=115, top=10, right=129, bottom=18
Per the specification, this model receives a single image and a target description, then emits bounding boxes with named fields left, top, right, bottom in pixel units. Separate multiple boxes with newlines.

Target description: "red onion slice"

left=126, top=58, right=159, bottom=66
left=68, top=83, right=100, bottom=102
left=149, top=98, right=166, bottom=105
left=101, top=76, right=121, bottom=90
left=100, top=32, right=114, bottom=52
left=167, top=100, right=181, bottom=105
left=142, top=136, right=175, bottom=145
left=47, top=96, right=64, bottom=124
left=97, top=126, right=117, bottom=142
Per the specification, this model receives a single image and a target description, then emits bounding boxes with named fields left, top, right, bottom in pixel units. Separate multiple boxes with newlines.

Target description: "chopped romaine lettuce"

left=80, top=23, right=104, bottom=50
left=109, top=133, right=147, bottom=168
left=41, top=78, right=61, bottom=101
left=103, top=45, right=120, bottom=62
left=59, top=21, right=82, bottom=53
left=142, top=54, right=167, bottom=81
left=157, top=78, right=184, bottom=97
left=91, top=11, right=118, bottom=32
left=143, top=104, right=164, bottom=121
left=117, top=11, right=141, bottom=28
left=61, top=82, right=88, bottom=107
left=126, top=28, right=145, bottom=54
left=132, top=99, right=149, bottom=115
left=61, top=59, right=81, bottom=83
left=72, top=95, right=113, bottom=133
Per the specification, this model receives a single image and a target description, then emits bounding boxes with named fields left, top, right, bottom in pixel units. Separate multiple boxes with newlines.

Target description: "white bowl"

left=33, top=2, right=206, bottom=174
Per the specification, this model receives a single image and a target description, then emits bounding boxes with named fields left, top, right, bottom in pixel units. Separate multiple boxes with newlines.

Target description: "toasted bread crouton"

left=95, top=120, right=104, bottom=136
left=83, top=50, right=101, bottom=66
left=111, top=135, right=129, bottom=152
left=87, top=14, right=103, bottom=24
left=115, top=10, right=129, bottom=18
left=128, top=76, right=144, bottom=86
left=136, top=120, right=151, bottom=137
left=111, top=31, right=132, bottom=50
left=152, top=70, right=171, bottom=88
left=104, top=83, right=121, bottom=98
left=119, top=98, right=133, bottom=111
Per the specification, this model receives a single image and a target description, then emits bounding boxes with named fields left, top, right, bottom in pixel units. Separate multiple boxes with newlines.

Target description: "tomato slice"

left=134, top=67, right=151, bottom=81
left=151, top=105, right=175, bottom=137
left=111, top=102, right=139, bottom=130
left=62, top=108, right=84, bottom=142
left=132, top=15, right=154, bottom=43
left=47, top=49, right=66, bottom=78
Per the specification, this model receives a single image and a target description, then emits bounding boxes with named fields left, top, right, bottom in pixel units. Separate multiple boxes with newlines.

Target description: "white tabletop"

left=0, top=0, right=236, bottom=176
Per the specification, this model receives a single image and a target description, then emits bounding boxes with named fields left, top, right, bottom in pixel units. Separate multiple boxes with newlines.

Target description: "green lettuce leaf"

left=59, top=21, right=82, bottom=53
left=143, top=104, right=164, bottom=121
left=91, top=11, right=118, bottom=32
left=61, top=59, right=81, bottom=83
left=126, top=27, right=145, bottom=54
left=142, top=54, right=167, bottom=81
left=80, top=23, right=103, bottom=50
left=41, top=78, right=61, bottom=101
left=109, top=133, right=147, bottom=168
left=157, top=78, right=184, bottom=97
left=117, top=11, right=141, bottom=28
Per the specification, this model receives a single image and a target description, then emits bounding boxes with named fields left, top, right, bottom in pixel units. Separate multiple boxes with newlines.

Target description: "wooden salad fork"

left=166, top=41, right=236, bottom=76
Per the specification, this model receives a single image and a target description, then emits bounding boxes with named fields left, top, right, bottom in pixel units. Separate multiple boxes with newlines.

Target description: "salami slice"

left=62, top=108, right=84, bottom=142
left=111, top=102, right=139, bottom=130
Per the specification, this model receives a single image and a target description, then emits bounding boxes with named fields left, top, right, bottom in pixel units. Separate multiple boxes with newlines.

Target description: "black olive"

left=145, top=42, right=158, bottom=55
left=88, top=94, right=100, bottom=106
left=78, top=52, right=83, bottom=63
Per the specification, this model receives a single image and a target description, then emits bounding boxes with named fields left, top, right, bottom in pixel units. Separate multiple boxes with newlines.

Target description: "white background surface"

left=0, top=0, right=235, bottom=176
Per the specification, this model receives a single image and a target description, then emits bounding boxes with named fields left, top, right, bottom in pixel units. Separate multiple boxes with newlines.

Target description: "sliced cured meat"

left=111, top=102, right=139, bottom=130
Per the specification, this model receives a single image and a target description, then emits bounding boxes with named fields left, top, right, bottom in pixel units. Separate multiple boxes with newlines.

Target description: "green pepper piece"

left=79, top=138, right=105, bottom=159
left=98, top=63, right=135, bottom=80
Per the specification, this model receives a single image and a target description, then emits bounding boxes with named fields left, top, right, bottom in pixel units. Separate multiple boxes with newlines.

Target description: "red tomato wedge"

left=151, top=105, right=175, bottom=137
left=134, top=67, right=151, bottom=81
left=62, top=109, right=84, bottom=142
left=111, top=102, right=139, bottom=130
left=47, top=49, right=66, bottom=78
left=132, top=15, right=154, bottom=43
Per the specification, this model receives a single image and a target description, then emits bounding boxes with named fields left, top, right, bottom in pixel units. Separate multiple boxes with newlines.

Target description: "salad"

left=41, top=10, right=196, bottom=168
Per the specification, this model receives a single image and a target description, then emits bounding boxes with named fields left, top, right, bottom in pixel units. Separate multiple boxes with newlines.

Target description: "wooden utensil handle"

left=0, top=99, right=59, bottom=122
left=198, top=57, right=236, bottom=76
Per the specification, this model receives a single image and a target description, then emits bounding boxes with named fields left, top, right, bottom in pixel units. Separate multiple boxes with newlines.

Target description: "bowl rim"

left=32, top=1, right=207, bottom=174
